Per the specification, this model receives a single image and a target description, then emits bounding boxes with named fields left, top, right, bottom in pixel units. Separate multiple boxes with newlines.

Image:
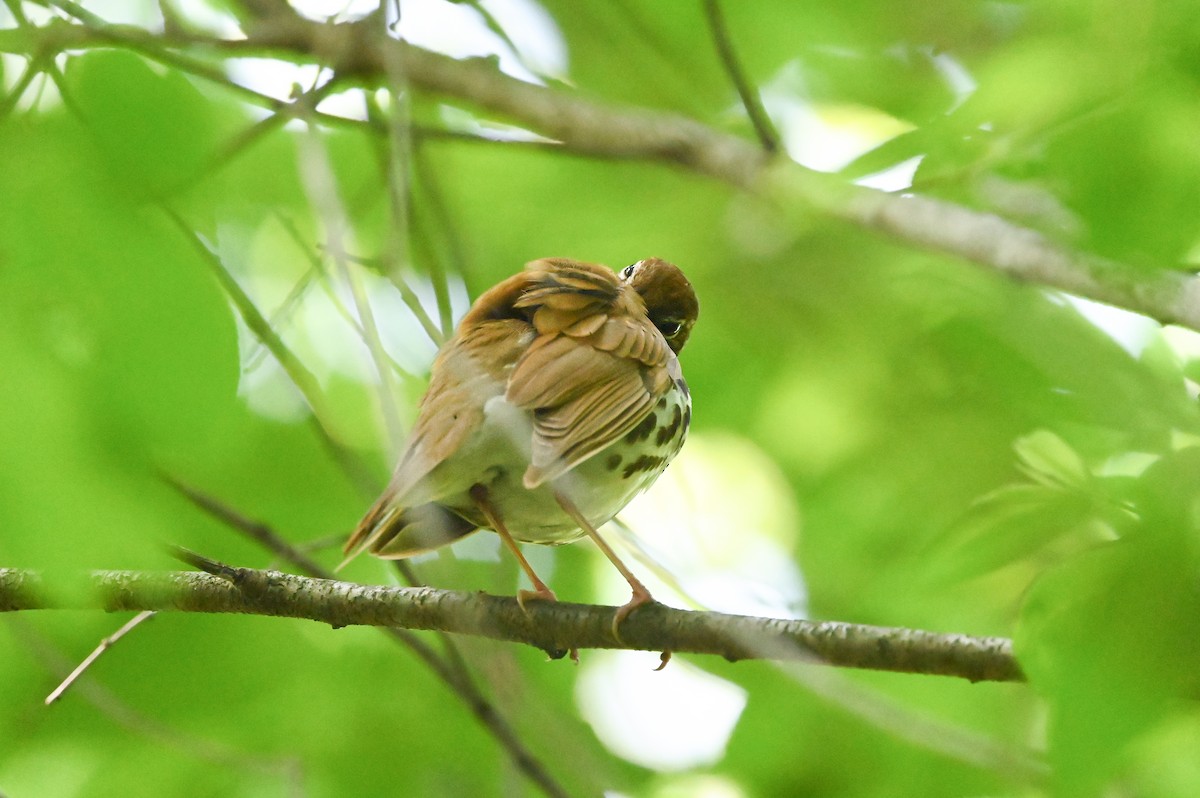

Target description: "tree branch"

left=2, top=566, right=1022, bottom=683
left=6, top=13, right=1198, bottom=332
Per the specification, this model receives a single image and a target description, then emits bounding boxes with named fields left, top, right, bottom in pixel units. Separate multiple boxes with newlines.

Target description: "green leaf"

left=0, top=114, right=238, bottom=566
left=1014, top=429, right=1089, bottom=489
left=64, top=50, right=216, bottom=198
left=1018, top=535, right=1200, bottom=797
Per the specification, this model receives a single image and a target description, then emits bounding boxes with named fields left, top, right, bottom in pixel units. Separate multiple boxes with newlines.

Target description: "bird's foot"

left=611, top=586, right=656, bottom=643
left=516, top=586, right=559, bottom=614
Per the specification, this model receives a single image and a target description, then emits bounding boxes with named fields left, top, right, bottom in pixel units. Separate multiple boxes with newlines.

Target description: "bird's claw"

left=611, top=588, right=656, bottom=643
left=516, top=586, right=558, bottom=614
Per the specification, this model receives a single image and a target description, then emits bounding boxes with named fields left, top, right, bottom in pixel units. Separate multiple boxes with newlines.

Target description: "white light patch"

left=80, top=0, right=161, bottom=26
left=612, top=432, right=806, bottom=619
left=173, top=0, right=243, bottom=36
left=291, top=0, right=377, bottom=20
left=1061, top=294, right=1157, bottom=356
left=1163, top=325, right=1200, bottom=360
left=1, top=54, right=26, bottom=93
left=315, top=88, right=369, bottom=121
left=480, top=0, right=567, bottom=77
left=576, top=651, right=747, bottom=772
left=237, top=348, right=309, bottom=423
left=649, top=774, right=748, bottom=798
left=759, top=62, right=914, bottom=173
left=855, top=155, right=922, bottom=191
left=929, top=50, right=977, bottom=109
left=393, top=0, right=565, bottom=84
left=225, top=59, right=324, bottom=112
left=776, top=99, right=914, bottom=172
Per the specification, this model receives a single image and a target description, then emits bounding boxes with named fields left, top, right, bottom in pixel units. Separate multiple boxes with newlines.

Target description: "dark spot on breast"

left=655, top=405, right=683, bottom=446
left=656, top=396, right=668, bottom=409
left=622, top=454, right=666, bottom=480
left=624, top=413, right=658, bottom=445
left=683, top=405, right=692, bottom=429
left=674, top=377, right=689, bottom=395
left=605, top=453, right=622, bottom=471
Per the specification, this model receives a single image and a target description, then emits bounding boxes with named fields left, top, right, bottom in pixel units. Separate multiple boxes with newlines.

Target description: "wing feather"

left=343, top=318, right=528, bottom=562
left=507, top=313, right=675, bottom=488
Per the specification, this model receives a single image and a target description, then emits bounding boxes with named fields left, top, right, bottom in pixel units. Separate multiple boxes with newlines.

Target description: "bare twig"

left=4, top=565, right=1024, bottom=683
left=271, top=214, right=419, bottom=382
left=291, top=97, right=412, bottom=453
left=412, top=145, right=474, bottom=297
left=13, top=618, right=305, bottom=792
left=44, top=610, right=157, bottom=705
left=201, top=76, right=340, bottom=182
left=702, top=0, right=780, bottom=153
left=163, top=208, right=380, bottom=498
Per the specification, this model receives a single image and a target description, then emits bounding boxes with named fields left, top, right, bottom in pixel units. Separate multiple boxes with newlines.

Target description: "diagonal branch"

left=3, top=565, right=1023, bottom=683
left=219, top=13, right=1200, bottom=334
left=9, top=13, right=1196, bottom=331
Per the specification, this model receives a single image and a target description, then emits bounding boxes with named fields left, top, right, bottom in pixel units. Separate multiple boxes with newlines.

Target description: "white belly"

left=424, top=388, right=690, bottom=543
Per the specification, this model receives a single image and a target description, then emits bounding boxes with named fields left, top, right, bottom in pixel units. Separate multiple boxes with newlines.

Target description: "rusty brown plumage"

left=342, top=257, right=698, bottom=640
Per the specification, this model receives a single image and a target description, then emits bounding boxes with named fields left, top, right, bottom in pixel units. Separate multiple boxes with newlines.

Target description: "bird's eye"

left=656, top=320, right=682, bottom=338
left=622, top=263, right=637, bottom=279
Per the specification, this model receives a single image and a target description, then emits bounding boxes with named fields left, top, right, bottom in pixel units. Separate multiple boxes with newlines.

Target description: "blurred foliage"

left=3, top=0, right=1200, bottom=796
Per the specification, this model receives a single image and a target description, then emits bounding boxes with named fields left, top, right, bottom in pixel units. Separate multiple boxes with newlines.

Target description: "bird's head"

left=620, top=258, right=699, bottom=354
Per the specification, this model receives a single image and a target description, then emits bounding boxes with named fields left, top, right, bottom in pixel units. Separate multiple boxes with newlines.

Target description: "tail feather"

left=339, top=498, right=478, bottom=571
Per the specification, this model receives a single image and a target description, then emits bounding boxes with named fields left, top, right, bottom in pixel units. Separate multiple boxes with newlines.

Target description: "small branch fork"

left=1, top=562, right=1024, bottom=684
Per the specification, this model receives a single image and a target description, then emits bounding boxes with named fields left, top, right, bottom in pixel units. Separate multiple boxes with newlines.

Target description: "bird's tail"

left=339, top=496, right=478, bottom=571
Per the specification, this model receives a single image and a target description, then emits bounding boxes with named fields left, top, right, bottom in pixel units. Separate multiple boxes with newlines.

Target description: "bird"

left=343, top=256, right=699, bottom=639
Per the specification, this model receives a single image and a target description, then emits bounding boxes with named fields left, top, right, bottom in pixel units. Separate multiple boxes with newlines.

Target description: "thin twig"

left=781, top=662, right=1044, bottom=782
left=294, top=115, right=409, bottom=454
left=241, top=264, right=319, bottom=373
left=412, top=144, right=474, bottom=297
left=163, top=208, right=380, bottom=498
left=701, top=0, right=780, bottom=153
left=13, top=617, right=305, bottom=792
left=165, top=477, right=329, bottom=576
left=44, top=610, right=157, bottom=705
left=271, top=214, right=418, bottom=382
left=199, top=76, right=340, bottom=184
left=360, top=95, right=446, bottom=347
left=0, top=57, right=39, bottom=119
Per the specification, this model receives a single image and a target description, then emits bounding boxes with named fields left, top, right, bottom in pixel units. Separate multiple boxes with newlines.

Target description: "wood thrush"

left=344, top=257, right=699, bottom=638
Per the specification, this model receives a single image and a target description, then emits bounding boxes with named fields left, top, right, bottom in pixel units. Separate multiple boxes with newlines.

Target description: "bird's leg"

left=553, top=491, right=656, bottom=642
left=469, top=484, right=558, bottom=611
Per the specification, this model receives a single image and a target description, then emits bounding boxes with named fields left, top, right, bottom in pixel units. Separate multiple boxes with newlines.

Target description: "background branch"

left=2, top=565, right=1023, bottom=683
left=6, top=14, right=1197, bottom=333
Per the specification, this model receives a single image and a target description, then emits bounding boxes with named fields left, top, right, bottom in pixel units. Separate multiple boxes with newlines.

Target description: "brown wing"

left=340, top=334, right=492, bottom=563
left=342, top=273, right=537, bottom=563
left=506, top=307, right=675, bottom=489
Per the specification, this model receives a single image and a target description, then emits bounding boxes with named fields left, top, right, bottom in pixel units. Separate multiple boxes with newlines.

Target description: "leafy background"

left=3, top=0, right=1200, bottom=796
